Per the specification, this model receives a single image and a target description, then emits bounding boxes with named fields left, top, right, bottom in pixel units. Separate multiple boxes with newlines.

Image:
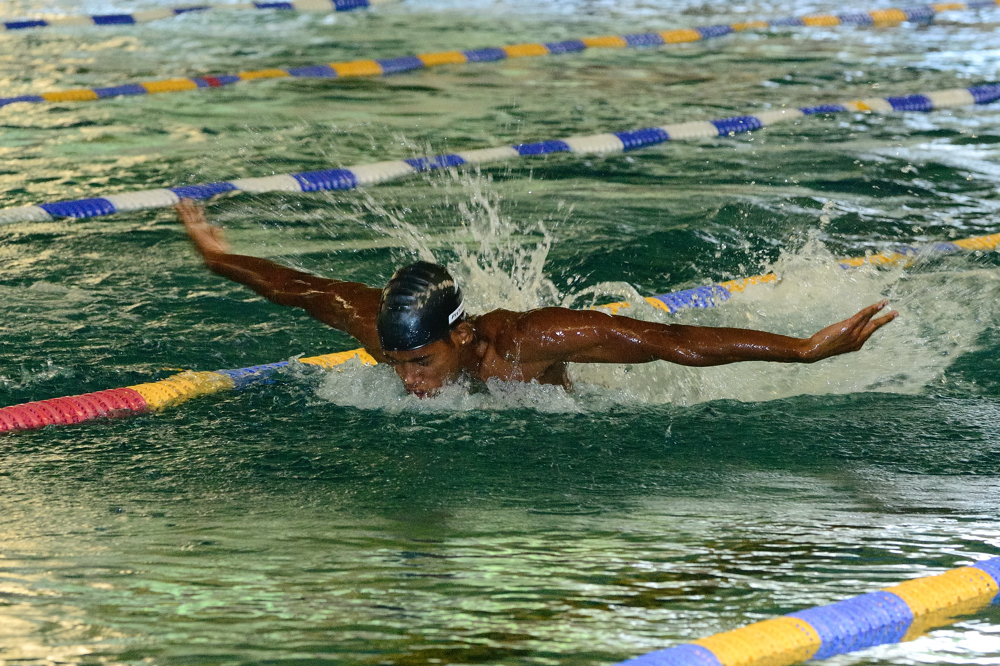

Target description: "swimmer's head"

left=377, top=262, right=473, bottom=397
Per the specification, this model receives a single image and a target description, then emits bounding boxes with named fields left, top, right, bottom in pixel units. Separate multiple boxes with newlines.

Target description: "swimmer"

left=177, top=200, right=897, bottom=398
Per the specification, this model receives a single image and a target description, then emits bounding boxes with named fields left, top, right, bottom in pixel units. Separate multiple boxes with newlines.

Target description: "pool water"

left=3, top=0, right=1000, bottom=663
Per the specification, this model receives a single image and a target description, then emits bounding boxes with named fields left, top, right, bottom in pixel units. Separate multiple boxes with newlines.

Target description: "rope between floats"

left=2, top=81, right=999, bottom=225
left=0, top=0, right=391, bottom=32
left=0, top=1, right=994, bottom=108
left=1, top=231, right=996, bottom=433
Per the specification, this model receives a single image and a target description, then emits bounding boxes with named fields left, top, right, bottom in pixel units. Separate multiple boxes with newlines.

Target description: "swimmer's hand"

left=800, top=300, right=898, bottom=362
left=176, top=198, right=230, bottom=257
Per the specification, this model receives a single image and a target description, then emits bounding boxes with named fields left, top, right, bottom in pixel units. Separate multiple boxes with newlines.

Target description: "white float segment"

left=228, top=174, right=303, bottom=193
left=349, top=160, right=416, bottom=186
left=456, top=146, right=520, bottom=164
left=0, top=205, right=54, bottom=225
left=926, top=88, right=977, bottom=108
left=660, top=121, right=720, bottom=140
left=562, top=133, right=625, bottom=154
left=104, top=188, right=180, bottom=212
left=292, top=0, right=337, bottom=10
left=754, top=108, right=805, bottom=125
left=46, top=15, right=96, bottom=25
left=132, top=9, right=176, bottom=21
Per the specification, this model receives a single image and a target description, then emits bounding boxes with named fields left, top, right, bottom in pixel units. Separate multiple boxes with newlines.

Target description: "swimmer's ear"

left=450, top=321, right=474, bottom=346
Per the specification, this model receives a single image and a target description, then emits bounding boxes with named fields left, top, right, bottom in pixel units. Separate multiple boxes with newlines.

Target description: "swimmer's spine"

left=1, top=233, right=997, bottom=434
left=613, top=557, right=1000, bottom=666
left=3, top=82, right=999, bottom=225
left=0, top=2, right=995, bottom=105
left=0, top=0, right=386, bottom=31
left=0, top=349, right=376, bottom=433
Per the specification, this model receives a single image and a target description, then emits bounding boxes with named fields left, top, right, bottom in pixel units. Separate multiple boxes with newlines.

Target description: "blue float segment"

left=514, top=140, right=572, bottom=156
left=5, top=19, right=48, bottom=29
left=838, top=12, right=875, bottom=24
left=800, top=104, right=848, bottom=115
left=619, top=644, right=723, bottom=666
left=334, top=0, right=371, bottom=8
left=927, top=242, right=960, bottom=253
left=969, top=84, right=1000, bottom=104
left=886, top=94, right=934, bottom=112
left=769, top=17, right=806, bottom=26
left=94, top=83, right=148, bottom=99
left=376, top=56, right=425, bottom=75
left=173, top=5, right=211, bottom=14
left=545, top=39, right=587, bottom=53
left=463, top=48, right=508, bottom=62
left=712, top=115, right=764, bottom=135
left=214, top=362, right=289, bottom=389
left=286, top=65, right=338, bottom=77
left=292, top=168, right=359, bottom=192
left=624, top=32, right=666, bottom=47
left=654, top=285, right=731, bottom=313
left=171, top=182, right=239, bottom=200
left=93, top=14, right=136, bottom=24
left=696, top=24, right=735, bottom=38
left=39, top=198, right=118, bottom=219
left=903, top=5, right=936, bottom=21
left=790, top=591, right=913, bottom=660
left=972, top=557, right=1000, bottom=601
left=967, top=0, right=998, bottom=7
left=615, top=127, right=670, bottom=151
left=254, top=1, right=295, bottom=8
left=404, top=154, right=466, bottom=171
left=0, top=95, right=45, bottom=107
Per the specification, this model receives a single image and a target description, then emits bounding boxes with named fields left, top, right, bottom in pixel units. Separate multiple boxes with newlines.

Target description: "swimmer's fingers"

left=176, top=198, right=230, bottom=256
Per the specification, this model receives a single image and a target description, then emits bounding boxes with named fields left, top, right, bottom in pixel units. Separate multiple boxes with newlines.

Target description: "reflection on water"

left=2, top=0, right=1000, bottom=663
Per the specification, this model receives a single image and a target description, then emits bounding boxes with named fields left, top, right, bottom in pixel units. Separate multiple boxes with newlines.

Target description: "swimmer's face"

left=383, top=325, right=471, bottom=398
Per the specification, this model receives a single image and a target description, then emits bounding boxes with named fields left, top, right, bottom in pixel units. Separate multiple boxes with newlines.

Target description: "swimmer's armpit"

left=500, top=301, right=897, bottom=367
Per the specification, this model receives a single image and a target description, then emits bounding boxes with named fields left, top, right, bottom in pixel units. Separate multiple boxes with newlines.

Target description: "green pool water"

left=3, top=0, right=1000, bottom=663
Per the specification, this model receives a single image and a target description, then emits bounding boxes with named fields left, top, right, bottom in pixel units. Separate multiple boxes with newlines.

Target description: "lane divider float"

left=0, top=0, right=390, bottom=32
left=2, top=81, right=999, bottom=225
left=1, top=2, right=995, bottom=109
left=1, top=231, right=996, bottom=434
left=614, top=557, right=1000, bottom=666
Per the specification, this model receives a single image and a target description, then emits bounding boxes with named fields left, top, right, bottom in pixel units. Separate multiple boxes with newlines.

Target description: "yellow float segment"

left=932, top=2, right=967, bottom=9
left=732, top=20, right=770, bottom=30
left=503, top=43, right=550, bottom=58
left=581, top=35, right=628, bottom=48
left=237, top=69, right=292, bottom=80
left=331, top=60, right=383, bottom=77
left=693, top=616, right=821, bottom=666
left=888, top=567, right=1000, bottom=640
left=870, top=8, right=908, bottom=23
left=802, top=15, right=841, bottom=26
left=417, top=51, right=468, bottom=67
left=954, top=232, right=1000, bottom=250
left=142, top=78, right=199, bottom=94
left=719, top=273, right=778, bottom=294
left=661, top=28, right=703, bottom=43
left=42, top=89, right=99, bottom=102
left=299, top=349, right=378, bottom=369
left=129, top=371, right=235, bottom=410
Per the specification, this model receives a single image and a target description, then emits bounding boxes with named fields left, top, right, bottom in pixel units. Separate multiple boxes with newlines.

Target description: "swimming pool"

left=3, top=0, right=1000, bottom=662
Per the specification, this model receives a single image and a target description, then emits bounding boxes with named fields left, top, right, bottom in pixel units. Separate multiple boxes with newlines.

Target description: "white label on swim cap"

left=448, top=301, right=465, bottom=325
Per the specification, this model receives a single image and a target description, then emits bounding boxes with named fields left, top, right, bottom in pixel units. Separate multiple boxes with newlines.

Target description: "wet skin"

left=177, top=200, right=898, bottom=397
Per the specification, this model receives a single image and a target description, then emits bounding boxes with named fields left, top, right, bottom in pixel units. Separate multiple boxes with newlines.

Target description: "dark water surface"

left=2, top=0, right=1000, bottom=663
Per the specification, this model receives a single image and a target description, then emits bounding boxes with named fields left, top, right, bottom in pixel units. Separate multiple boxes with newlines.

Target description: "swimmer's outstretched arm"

left=499, top=301, right=898, bottom=367
left=176, top=200, right=383, bottom=350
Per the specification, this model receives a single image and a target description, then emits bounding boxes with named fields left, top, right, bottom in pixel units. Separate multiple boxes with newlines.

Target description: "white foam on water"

left=314, top=172, right=1000, bottom=411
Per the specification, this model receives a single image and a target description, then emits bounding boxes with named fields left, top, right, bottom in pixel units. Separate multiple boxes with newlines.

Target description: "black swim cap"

left=377, top=261, right=466, bottom=352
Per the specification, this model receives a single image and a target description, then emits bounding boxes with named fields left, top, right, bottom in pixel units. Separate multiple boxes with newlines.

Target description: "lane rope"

left=1, top=2, right=995, bottom=109
left=1, top=231, right=996, bottom=433
left=0, top=0, right=391, bottom=32
left=614, top=557, right=1000, bottom=666
left=2, top=81, right=999, bottom=225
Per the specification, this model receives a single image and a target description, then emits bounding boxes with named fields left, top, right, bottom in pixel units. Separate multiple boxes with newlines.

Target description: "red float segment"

left=0, top=387, right=148, bottom=433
